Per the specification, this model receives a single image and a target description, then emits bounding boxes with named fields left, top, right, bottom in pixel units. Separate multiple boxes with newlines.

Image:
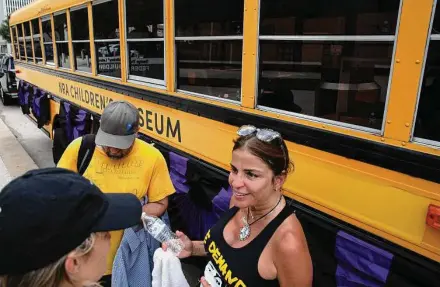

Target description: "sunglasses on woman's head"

left=237, top=125, right=282, bottom=142
left=237, top=125, right=288, bottom=171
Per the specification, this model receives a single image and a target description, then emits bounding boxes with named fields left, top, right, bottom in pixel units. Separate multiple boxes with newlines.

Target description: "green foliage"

left=0, top=17, right=10, bottom=43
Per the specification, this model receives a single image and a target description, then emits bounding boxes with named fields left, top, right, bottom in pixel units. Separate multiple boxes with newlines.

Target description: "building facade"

left=3, top=0, right=34, bottom=17
left=0, top=0, right=35, bottom=53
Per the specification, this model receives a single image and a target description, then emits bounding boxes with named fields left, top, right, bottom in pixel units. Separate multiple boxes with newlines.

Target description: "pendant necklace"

left=239, top=195, right=283, bottom=241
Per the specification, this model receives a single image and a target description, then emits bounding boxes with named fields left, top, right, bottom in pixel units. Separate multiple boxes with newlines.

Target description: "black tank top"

left=202, top=205, right=292, bottom=287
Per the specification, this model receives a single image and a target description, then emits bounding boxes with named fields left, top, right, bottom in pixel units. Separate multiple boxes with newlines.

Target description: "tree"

left=0, top=17, right=10, bottom=43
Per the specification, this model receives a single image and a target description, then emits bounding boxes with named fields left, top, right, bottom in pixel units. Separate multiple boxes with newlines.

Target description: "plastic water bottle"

left=141, top=212, right=184, bottom=256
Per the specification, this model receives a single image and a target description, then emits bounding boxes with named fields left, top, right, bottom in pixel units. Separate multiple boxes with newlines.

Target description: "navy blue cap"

left=0, top=167, right=142, bottom=275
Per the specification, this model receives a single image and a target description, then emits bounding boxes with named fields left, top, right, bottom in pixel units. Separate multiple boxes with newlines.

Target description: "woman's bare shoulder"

left=272, top=213, right=313, bottom=286
left=273, top=213, right=309, bottom=252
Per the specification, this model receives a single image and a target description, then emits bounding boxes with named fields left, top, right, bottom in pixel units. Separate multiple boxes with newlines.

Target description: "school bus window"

left=54, top=12, right=71, bottom=69
left=24, top=22, right=33, bottom=63
left=12, top=26, right=19, bottom=59
left=70, top=6, right=91, bottom=73
left=42, top=17, right=54, bottom=65
left=31, top=19, right=43, bottom=64
left=413, top=3, right=440, bottom=144
left=17, top=25, right=25, bottom=60
left=126, top=0, right=165, bottom=84
left=257, top=0, right=401, bottom=131
left=175, top=0, right=243, bottom=102
left=93, top=0, right=121, bottom=78
left=260, top=0, right=399, bottom=36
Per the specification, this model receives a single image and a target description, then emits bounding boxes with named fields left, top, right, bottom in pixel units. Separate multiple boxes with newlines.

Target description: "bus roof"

left=10, top=0, right=90, bottom=25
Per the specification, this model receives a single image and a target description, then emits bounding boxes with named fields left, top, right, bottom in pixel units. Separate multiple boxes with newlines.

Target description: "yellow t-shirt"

left=57, top=137, right=175, bottom=275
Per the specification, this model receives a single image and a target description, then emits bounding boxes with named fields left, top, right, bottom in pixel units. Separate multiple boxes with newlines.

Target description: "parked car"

left=0, top=54, right=18, bottom=105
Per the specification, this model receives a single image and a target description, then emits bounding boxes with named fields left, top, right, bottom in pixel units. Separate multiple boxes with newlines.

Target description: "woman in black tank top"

left=164, top=125, right=313, bottom=287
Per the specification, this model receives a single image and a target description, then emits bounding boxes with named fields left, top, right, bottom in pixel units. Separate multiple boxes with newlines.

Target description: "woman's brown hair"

left=233, top=133, right=294, bottom=176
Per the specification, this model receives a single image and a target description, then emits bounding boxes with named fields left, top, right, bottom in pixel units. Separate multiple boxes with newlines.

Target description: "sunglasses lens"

left=257, top=129, right=281, bottom=142
left=237, top=125, right=257, bottom=136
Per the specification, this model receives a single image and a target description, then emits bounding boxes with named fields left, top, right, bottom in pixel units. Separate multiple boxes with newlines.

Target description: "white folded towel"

left=152, top=248, right=190, bottom=287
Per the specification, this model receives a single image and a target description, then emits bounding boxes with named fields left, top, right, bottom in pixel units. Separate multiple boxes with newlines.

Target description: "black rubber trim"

left=288, top=197, right=440, bottom=277
left=18, top=62, right=440, bottom=183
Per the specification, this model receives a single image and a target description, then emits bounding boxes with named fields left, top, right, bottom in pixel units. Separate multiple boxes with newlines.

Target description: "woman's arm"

left=274, top=231, right=313, bottom=287
left=191, top=241, right=207, bottom=256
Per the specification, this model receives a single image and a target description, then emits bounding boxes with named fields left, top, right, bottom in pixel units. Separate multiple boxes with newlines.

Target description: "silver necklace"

left=239, top=195, right=283, bottom=241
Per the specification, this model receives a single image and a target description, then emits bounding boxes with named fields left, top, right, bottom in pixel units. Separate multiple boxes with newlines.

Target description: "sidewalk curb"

left=0, top=117, right=38, bottom=178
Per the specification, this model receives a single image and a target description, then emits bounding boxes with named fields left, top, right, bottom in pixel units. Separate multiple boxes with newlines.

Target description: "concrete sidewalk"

left=0, top=156, right=11, bottom=190
left=0, top=117, right=38, bottom=189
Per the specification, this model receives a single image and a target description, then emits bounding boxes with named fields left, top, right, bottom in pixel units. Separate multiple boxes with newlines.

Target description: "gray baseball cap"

left=95, top=101, right=140, bottom=149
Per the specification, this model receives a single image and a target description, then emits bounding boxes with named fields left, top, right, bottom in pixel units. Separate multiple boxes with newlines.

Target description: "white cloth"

left=152, top=248, right=190, bottom=287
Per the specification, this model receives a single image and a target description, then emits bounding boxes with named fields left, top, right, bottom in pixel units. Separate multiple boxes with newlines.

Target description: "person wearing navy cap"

left=0, top=167, right=142, bottom=287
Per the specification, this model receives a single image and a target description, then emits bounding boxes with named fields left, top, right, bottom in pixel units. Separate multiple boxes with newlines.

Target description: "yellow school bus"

left=9, top=0, right=440, bottom=285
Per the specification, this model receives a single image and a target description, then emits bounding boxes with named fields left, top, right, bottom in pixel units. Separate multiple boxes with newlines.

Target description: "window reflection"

left=25, top=40, right=33, bottom=62
left=175, top=0, right=244, bottom=36
left=93, top=0, right=120, bottom=78
left=18, top=26, right=25, bottom=59
left=14, top=43, right=19, bottom=59
left=43, top=44, right=53, bottom=63
left=260, top=0, right=400, bottom=36
left=126, top=0, right=165, bottom=82
left=31, top=19, right=43, bottom=63
left=414, top=42, right=440, bottom=141
left=53, top=13, right=69, bottom=68
left=175, top=0, right=244, bottom=100
left=93, top=0, right=119, bottom=40
left=54, top=13, right=68, bottom=42
left=42, top=18, right=54, bottom=64
left=13, top=26, right=19, bottom=59
left=70, top=8, right=89, bottom=40
left=73, top=42, right=91, bottom=73
left=96, top=42, right=121, bottom=78
left=24, top=22, right=33, bottom=62
left=71, top=7, right=91, bottom=72
left=414, top=2, right=440, bottom=143
left=432, top=2, right=440, bottom=34
left=34, top=41, right=43, bottom=63
left=126, top=0, right=163, bottom=39
left=128, top=42, right=164, bottom=80
left=42, top=19, right=53, bottom=42
left=176, top=40, right=242, bottom=100
left=258, top=41, right=393, bottom=129
left=57, top=43, right=71, bottom=69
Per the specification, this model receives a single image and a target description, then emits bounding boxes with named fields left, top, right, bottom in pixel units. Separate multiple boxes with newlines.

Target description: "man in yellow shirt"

left=57, top=100, right=175, bottom=286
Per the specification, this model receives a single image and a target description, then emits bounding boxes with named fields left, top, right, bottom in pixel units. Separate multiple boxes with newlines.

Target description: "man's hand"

left=142, top=197, right=168, bottom=217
